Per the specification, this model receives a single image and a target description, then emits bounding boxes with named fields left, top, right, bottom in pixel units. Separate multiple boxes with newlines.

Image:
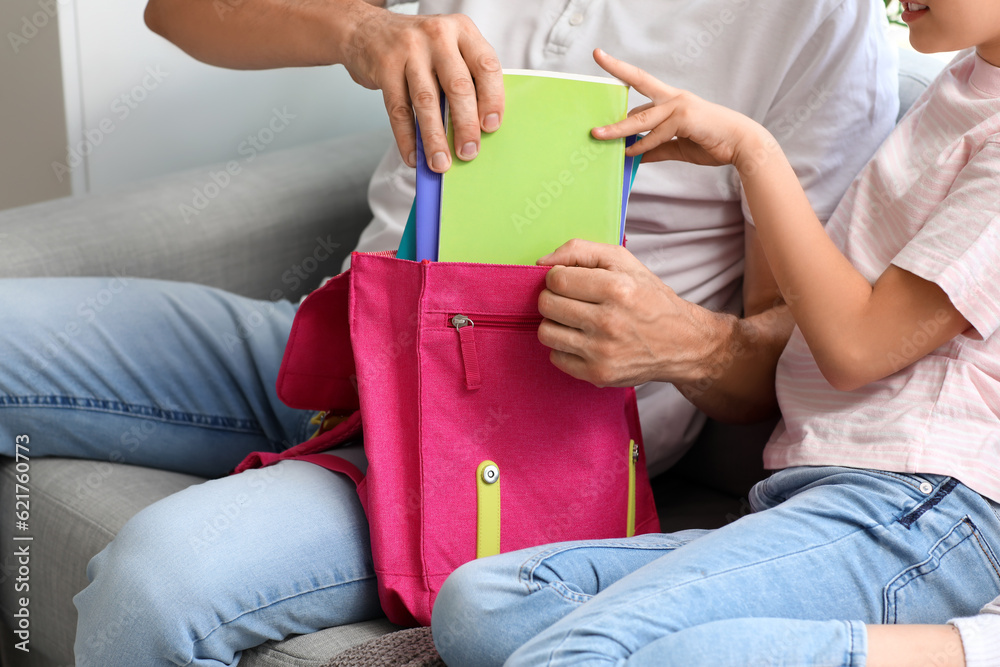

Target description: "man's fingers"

left=537, top=239, right=627, bottom=271
left=548, top=349, right=591, bottom=384
left=458, top=30, right=504, bottom=134
left=405, top=60, right=451, bottom=173
left=538, top=318, right=588, bottom=355
left=538, top=288, right=599, bottom=329
left=382, top=80, right=417, bottom=167
left=433, top=52, right=480, bottom=162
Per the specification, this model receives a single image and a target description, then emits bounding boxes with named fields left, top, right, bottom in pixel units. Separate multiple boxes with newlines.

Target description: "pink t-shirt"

left=765, top=50, right=1000, bottom=503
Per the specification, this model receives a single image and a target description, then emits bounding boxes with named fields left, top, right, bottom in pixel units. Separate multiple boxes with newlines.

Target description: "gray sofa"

left=0, top=49, right=944, bottom=667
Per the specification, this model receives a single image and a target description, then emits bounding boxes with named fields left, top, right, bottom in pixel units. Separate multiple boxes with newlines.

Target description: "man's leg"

left=0, top=278, right=313, bottom=476
left=73, top=457, right=381, bottom=667
left=433, top=467, right=1000, bottom=667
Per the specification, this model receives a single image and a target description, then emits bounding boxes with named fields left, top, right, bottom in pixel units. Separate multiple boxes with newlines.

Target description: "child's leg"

left=433, top=466, right=1000, bottom=667
left=431, top=530, right=712, bottom=666
left=625, top=617, right=866, bottom=667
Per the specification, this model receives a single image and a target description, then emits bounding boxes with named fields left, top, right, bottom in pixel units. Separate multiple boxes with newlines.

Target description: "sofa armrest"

left=0, top=129, right=393, bottom=302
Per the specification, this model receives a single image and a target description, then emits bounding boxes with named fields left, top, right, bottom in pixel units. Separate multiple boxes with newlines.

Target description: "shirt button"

left=569, top=12, right=584, bottom=26
left=919, top=481, right=934, bottom=495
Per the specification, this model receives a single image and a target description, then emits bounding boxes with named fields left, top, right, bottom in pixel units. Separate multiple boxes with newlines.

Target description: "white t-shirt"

left=349, top=0, right=900, bottom=475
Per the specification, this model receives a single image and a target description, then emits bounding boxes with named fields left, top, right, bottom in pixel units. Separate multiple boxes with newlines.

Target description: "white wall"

left=70, top=1, right=390, bottom=195
left=1, top=0, right=391, bottom=211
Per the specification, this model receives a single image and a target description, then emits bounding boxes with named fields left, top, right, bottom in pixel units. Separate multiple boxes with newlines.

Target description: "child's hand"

left=592, top=49, right=769, bottom=171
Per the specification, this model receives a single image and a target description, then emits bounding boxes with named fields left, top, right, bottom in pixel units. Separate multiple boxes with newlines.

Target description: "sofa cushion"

left=0, top=458, right=206, bottom=666
left=0, top=458, right=410, bottom=667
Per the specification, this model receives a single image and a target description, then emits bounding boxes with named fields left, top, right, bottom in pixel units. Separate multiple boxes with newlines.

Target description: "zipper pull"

left=451, top=314, right=481, bottom=390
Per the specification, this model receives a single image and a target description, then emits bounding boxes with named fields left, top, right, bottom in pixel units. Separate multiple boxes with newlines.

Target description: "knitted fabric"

left=324, top=628, right=445, bottom=667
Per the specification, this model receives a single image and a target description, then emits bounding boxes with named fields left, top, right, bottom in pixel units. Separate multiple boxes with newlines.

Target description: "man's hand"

left=536, top=239, right=724, bottom=388
left=144, top=0, right=504, bottom=173
left=343, top=9, right=504, bottom=172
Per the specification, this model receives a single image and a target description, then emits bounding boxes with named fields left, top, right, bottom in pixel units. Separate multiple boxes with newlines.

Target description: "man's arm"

left=674, top=223, right=794, bottom=423
left=535, top=224, right=794, bottom=425
left=144, top=0, right=504, bottom=172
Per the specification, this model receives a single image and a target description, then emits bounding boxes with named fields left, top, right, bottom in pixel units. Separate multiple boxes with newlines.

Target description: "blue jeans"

left=432, top=467, right=1000, bottom=667
left=0, top=278, right=381, bottom=666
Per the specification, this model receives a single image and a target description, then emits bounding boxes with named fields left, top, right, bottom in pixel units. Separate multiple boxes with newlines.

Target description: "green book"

left=437, top=70, right=629, bottom=265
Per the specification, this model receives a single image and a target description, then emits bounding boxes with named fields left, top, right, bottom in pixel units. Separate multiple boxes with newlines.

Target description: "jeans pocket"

left=883, top=516, right=1000, bottom=624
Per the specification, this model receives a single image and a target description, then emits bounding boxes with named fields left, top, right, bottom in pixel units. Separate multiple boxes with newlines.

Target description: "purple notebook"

left=414, top=101, right=445, bottom=262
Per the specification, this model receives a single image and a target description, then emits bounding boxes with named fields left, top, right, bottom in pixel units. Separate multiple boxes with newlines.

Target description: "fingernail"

left=431, top=151, right=450, bottom=172
left=406, top=151, right=416, bottom=167
left=460, top=142, right=478, bottom=159
left=484, top=113, right=500, bottom=132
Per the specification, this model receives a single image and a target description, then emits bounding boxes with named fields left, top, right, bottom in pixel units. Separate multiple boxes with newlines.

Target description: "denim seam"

left=965, top=517, right=1000, bottom=582
left=547, top=581, right=594, bottom=605
left=849, top=620, right=868, bottom=667
left=518, top=541, right=679, bottom=596
left=0, top=394, right=262, bottom=433
left=989, top=500, right=1000, bottom=526
left=847, top=620, right=855, bottom=667
left=183, top=573, right=379, bottom=667
left=883, top=517, right=988, bottom=623
left=898, top=479, right=959, bottom=528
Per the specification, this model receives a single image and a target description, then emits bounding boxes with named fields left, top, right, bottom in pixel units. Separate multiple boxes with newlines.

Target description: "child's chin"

left=907, top=36, right=941, bottom=55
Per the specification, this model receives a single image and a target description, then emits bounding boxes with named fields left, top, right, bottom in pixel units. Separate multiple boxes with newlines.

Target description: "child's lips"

left=902, top=2, right=929, bottom=22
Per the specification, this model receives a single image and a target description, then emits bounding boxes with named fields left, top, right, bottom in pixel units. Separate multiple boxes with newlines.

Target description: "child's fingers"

left=593, top=48, right=677, bottom=98
left=627, top=120, right=681, bottom=155
left=627, top=101, right=655, bottom=118
left=638, top=140, right=686, bottom=163
left=593, top=100, right=678, bottom=140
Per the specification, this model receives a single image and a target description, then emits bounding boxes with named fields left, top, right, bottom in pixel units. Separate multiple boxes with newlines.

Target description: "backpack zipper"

left=447, top=313, right=542, bottom=390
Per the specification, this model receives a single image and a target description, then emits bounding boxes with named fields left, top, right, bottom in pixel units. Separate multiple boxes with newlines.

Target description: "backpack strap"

left=232, top=410, right=363, bottom=474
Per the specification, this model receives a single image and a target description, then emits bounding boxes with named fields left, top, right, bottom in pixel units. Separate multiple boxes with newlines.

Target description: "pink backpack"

left=236, top=252, right=660, bottom=626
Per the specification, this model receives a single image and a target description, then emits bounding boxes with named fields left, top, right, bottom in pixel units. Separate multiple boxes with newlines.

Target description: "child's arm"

left=593, top=50, right=971, bottom=390
left=866, top=625, right=966, bottom=667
